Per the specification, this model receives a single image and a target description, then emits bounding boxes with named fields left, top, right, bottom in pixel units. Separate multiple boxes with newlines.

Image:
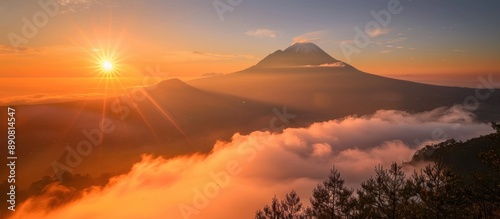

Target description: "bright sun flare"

left=102, top=61, right=114, bottom=71
left=91, top=48, right=121, bottom=77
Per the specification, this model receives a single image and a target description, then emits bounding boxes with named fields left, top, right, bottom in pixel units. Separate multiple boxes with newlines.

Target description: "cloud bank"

left=10, top=106, right=493, bottom=219
left=0, top=93, right=104, bottom=106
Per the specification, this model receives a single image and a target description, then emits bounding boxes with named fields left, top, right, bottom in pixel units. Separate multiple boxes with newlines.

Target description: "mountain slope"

left=1, top=79, right=300, bottom=188
left=409, top=124, right=500, bottom=176
left=4, top=42, right=500, bottom=190
left=189, top=43, right=500, bottom=122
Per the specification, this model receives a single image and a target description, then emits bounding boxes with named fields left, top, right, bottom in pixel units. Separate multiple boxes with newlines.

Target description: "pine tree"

left=255, top=195, right=283, bottom=219
left=409, top=161, right=463, bottom=218
left=281, top=190, right=304, bottom=219
left=257, top=192, right=305, bottom=219
left=357, top=163, right=410, bottom=219
left=310, top=166, right=354, bottom=218
left=469, top=122, right=500, bottom=218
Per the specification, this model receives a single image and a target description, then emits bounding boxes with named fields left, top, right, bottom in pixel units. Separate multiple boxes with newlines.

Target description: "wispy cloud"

left=386, top=37, right=408, bottom=44
left=339, top=40, right=354, bottom=45
left=302, top=62, right=346, bottom=68
left=367, top=27, right=391, bottom=38
left=0, top=45, right=86, bottom=60
left=0, top=93, right=104, bottom=105
left=159, top=51, right=257, bottom=62
left=319, top=62, right=346, bottom=67
left=192, top=51, right=256, bottom=60
left=245, top=29, right=278, bottom=38
left=56, top=0, right=119, bottom=13
left=0, top=45, right=40, bottom=55
left=292, top=30, right=329, bottom=44
left=201, top=72, right=225, bottom=77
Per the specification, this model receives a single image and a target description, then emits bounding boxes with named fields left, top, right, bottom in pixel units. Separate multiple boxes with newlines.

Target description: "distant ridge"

left=155, top=78, right=193, bottom=90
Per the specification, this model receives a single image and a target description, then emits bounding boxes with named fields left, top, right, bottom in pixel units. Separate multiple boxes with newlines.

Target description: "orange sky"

left=1, top=38, right=499, bottom=79
left=2, top=0, right=500, bottom=103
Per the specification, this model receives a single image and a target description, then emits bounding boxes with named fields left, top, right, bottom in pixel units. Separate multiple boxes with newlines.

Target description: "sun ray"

left=121, top=95, right=160, bottom=139
left=63, top=14, right=191, bottom=151
left=141, top=92, right=191, bottom=142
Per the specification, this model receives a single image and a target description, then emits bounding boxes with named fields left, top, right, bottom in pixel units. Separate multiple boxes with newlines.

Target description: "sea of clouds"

left=10, top=106, right=493, bottom=219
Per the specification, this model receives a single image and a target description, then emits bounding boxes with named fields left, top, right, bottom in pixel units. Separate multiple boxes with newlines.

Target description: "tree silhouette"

left=256, top=191, right=306, bottom=219
left=469, top=122, right=500, bottom=218
left=256, top=127, right=500, bottom=219
left=356, top=163, right=410, bottom=218
left=256, top=195, right=284, bottom=219
left=281, top=190, right=304, bottom=219
left=409, top=161, right=463, bottom=218
left=310, top=166, right=354, bottom=218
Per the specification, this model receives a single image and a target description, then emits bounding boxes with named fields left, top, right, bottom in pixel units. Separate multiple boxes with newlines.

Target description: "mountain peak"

left=254, top=42, right=338, bottom=68
left=154, top=78, right=192, bottom=91
left=284, top=42, right=323, bottom=54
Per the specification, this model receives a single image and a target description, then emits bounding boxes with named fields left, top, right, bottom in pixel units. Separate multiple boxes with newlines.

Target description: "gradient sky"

left=1, top=0, right=500, bottom=91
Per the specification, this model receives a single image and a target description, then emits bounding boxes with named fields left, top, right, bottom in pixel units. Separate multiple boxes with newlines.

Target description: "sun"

left=85, top=40, right=125, bottom=79
left=102, top=61, right=114, bottom=72
left=91, top=50, right=122, bottom=76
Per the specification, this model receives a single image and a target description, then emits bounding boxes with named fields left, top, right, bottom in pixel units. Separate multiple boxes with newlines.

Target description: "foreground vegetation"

left=256, top=123, right=500, bottom=219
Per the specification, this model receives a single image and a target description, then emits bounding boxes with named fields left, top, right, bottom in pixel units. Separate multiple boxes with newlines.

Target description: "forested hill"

left=255, top=124, right=499, bottom=219
left=409, top=123, right=500, bottom=176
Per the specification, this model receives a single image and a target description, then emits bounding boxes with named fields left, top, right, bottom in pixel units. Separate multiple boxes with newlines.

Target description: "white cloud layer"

left=10, top=106, right=493, bottom=219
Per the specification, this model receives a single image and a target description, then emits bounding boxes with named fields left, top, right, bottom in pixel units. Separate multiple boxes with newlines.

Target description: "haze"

left=1, top=1, right=499, bottom=219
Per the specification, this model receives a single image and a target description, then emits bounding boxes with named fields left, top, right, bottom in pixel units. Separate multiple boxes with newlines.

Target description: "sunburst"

left=91, top=48, right=122, bottom=77
left=102, top=60, right=114, bottom=72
